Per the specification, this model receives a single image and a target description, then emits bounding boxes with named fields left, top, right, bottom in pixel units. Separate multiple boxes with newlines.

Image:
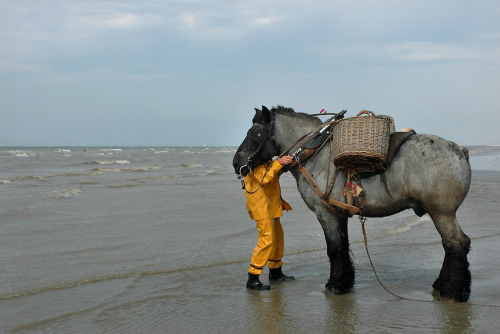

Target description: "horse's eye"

left=253, top=130, right=267, bottom=144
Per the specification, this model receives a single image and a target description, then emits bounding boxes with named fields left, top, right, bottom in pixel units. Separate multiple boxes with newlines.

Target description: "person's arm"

left=253, top=156, right=293, bottom=185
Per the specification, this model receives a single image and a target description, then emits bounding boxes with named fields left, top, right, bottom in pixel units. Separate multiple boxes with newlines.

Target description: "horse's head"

left=233, top=106, right=280, bottom=176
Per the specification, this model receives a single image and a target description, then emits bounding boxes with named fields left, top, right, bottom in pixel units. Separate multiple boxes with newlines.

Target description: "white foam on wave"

left=102, top=148, right=122, bottom=152
left=94, top=165, right=161, bottom=174
left=0, top=179, right=11, bottom=184
left=8, top=150, right=36, bottom=157
left=50, top=188, right=84, bottom=199
left=214, top=149, right=237, bottom=153
left=182, top=163, right=202, bottom=168
left=373, top=215, right=430, bottom=240
left=55, top=148, right=72, bottom=153
left=96, top=168, right=123, bottom=173
left=129, top=166, right=161, bottom=172
left=350, top=214, right=431, bottom=245
left=94, top=160, right=131, bottom=165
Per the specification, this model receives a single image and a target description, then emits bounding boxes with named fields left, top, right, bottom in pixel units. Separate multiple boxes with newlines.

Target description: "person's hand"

left=278, top=155, right=294, bottom=165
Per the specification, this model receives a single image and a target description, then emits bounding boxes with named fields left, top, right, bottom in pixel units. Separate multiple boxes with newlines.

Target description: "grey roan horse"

left=233, top=106, right=471, bottom=302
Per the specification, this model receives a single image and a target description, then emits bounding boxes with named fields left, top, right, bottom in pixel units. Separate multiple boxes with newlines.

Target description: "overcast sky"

left=1, top=1, right=499, bottom=146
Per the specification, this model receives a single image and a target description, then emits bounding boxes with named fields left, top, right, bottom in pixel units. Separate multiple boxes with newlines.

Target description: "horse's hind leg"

left=430, top=213, right=471, bottom=302
left=315, top=205, right=355, bottom=294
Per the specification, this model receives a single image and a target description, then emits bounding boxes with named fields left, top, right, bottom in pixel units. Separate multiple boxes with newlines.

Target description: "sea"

left=1, top=145, right=499, bottom=333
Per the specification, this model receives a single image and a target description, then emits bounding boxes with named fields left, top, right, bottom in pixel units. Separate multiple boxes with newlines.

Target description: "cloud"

left=70, top=12, right=144, bottom=30
left=386, top=41, right=497, bottom=63
left=252, top=16, right=280, bottom=26
left=179, top=13, right=197, bottom=29
left=1, top=0, right=499, bottom=145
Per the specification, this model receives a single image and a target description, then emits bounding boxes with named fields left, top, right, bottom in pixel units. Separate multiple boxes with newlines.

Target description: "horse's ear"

left=253, top=108, right=263, bottom=124
left=253, top=106, right=272, bottom=124
left=261, top=106, right=272, bottom=124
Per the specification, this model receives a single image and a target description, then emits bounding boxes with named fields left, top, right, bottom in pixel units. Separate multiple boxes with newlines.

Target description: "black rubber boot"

left=269, top=267, right=295, bottom=281
left=246, top=273, right=270, bottom=290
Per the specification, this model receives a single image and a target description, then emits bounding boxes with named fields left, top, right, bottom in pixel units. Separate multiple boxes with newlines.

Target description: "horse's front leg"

left=315, top=205, right=355, bottom=294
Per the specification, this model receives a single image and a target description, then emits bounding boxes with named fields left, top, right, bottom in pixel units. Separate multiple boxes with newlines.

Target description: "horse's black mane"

left=270, top=105, right=320, bottom=123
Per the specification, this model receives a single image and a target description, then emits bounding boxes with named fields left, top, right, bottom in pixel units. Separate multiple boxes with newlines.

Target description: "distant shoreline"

left=1, top=145, right=499, bottom=156
left=466, top=145, right=500, bottom=156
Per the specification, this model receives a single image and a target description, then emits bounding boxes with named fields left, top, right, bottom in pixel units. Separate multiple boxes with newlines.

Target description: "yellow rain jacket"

left=244, top=160, right=292, bottom=220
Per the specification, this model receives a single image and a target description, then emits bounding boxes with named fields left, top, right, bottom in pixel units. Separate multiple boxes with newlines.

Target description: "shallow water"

left=1, top=147, right=499, bottom=333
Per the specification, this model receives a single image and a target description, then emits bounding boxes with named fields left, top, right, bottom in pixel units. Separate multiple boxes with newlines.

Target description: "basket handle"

left=357, top=110, right=375, bottom=117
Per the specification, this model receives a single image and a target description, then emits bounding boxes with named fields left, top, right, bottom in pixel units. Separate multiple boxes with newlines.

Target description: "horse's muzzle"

left=233, top=151, right=249, bottom=175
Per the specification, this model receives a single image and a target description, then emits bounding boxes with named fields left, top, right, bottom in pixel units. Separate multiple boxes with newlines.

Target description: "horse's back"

left=395, top=134, right=471, bottom=213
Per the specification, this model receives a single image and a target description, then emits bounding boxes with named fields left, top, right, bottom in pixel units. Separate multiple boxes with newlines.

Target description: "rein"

left=239, top=162, right=274, bottom=194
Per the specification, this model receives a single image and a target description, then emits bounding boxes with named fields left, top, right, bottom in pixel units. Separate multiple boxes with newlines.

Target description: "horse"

left=233, top=105, right=472, bottom=302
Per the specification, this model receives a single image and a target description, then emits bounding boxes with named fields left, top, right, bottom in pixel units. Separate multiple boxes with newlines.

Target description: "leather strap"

left=298, top=163, right=360, bottom=216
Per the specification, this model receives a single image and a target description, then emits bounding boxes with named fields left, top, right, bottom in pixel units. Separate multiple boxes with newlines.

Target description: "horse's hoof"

left=325, top=278, right=353, bottom=295
left=325, top=283, right=350, bottom=295
left=325, top=288, right=343, bottom=295
left=432, top=288, right=466, bottom=303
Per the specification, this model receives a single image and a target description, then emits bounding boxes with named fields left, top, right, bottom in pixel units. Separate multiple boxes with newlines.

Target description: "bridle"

left=237, top=121, right=279, bottom=191
left=237, top=111, right=345, bottom=191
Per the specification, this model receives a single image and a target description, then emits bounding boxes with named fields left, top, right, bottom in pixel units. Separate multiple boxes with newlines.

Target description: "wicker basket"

left=331, top=111, right=394, bottom=172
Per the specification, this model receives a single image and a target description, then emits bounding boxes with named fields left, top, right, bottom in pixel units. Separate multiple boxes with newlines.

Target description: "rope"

left=243, top=162, right=274, bottom=194
left=359, top=216, right=442, bottom=304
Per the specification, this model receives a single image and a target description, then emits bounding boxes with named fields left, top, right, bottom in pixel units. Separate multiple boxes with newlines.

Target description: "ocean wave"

left=95, top=168, right=123, bottom=173
left=214, top=149, right=237, bottom=153
left=107, top=183, right=143, bottom=189
left=149, top=175, right=184, bottom=180
left=50, top=188, right=84, bottom=199
left=129, top=166, right=161, bottom=172
left=55, top=148, right=71, bottom=153
left=352, top=215, right=431, bottom=244
left=378, top=215, right=429, bottom=237
left=58, top=170, right=106, bottom=177
left=0, top=272, right=136, bottom=301
left=5, top=165, right=161, bottom=184
left=182, top=163, right=202, bottom=168
left=149, top=169, right=216, bottom=179
left=7, top=150, right=37, bottom=157
left=102, top=148, right=123, bottom=152
left=93, top=160, right=131, bottom=165
left=93, top=165, right=161, bottom=174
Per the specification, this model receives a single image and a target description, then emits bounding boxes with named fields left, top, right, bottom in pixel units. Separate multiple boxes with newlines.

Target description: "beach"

left=1, top=146, right=499, bottom=333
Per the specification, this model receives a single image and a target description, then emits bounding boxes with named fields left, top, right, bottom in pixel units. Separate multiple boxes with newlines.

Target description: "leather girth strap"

left=297, top=162, right=361, bottom=217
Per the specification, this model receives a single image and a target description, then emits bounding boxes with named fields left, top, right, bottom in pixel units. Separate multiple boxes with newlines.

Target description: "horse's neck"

left=274, top=113, right=321, bottom=153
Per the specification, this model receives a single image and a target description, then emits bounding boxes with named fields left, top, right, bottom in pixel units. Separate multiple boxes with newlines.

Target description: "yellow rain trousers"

left=244, top=160, right=292, bottom=275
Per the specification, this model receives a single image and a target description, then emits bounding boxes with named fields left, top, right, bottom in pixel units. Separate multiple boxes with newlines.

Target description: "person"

left=244, top=155, right=296, bottom=290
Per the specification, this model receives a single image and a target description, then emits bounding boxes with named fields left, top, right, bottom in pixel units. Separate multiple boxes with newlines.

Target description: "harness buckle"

left=238, top=165, right=251, bottom=189
left=292, top=148, right=302, bottom=162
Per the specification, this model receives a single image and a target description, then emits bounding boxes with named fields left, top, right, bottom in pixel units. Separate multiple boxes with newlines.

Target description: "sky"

left=1, top=1, right=499, bottom=146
